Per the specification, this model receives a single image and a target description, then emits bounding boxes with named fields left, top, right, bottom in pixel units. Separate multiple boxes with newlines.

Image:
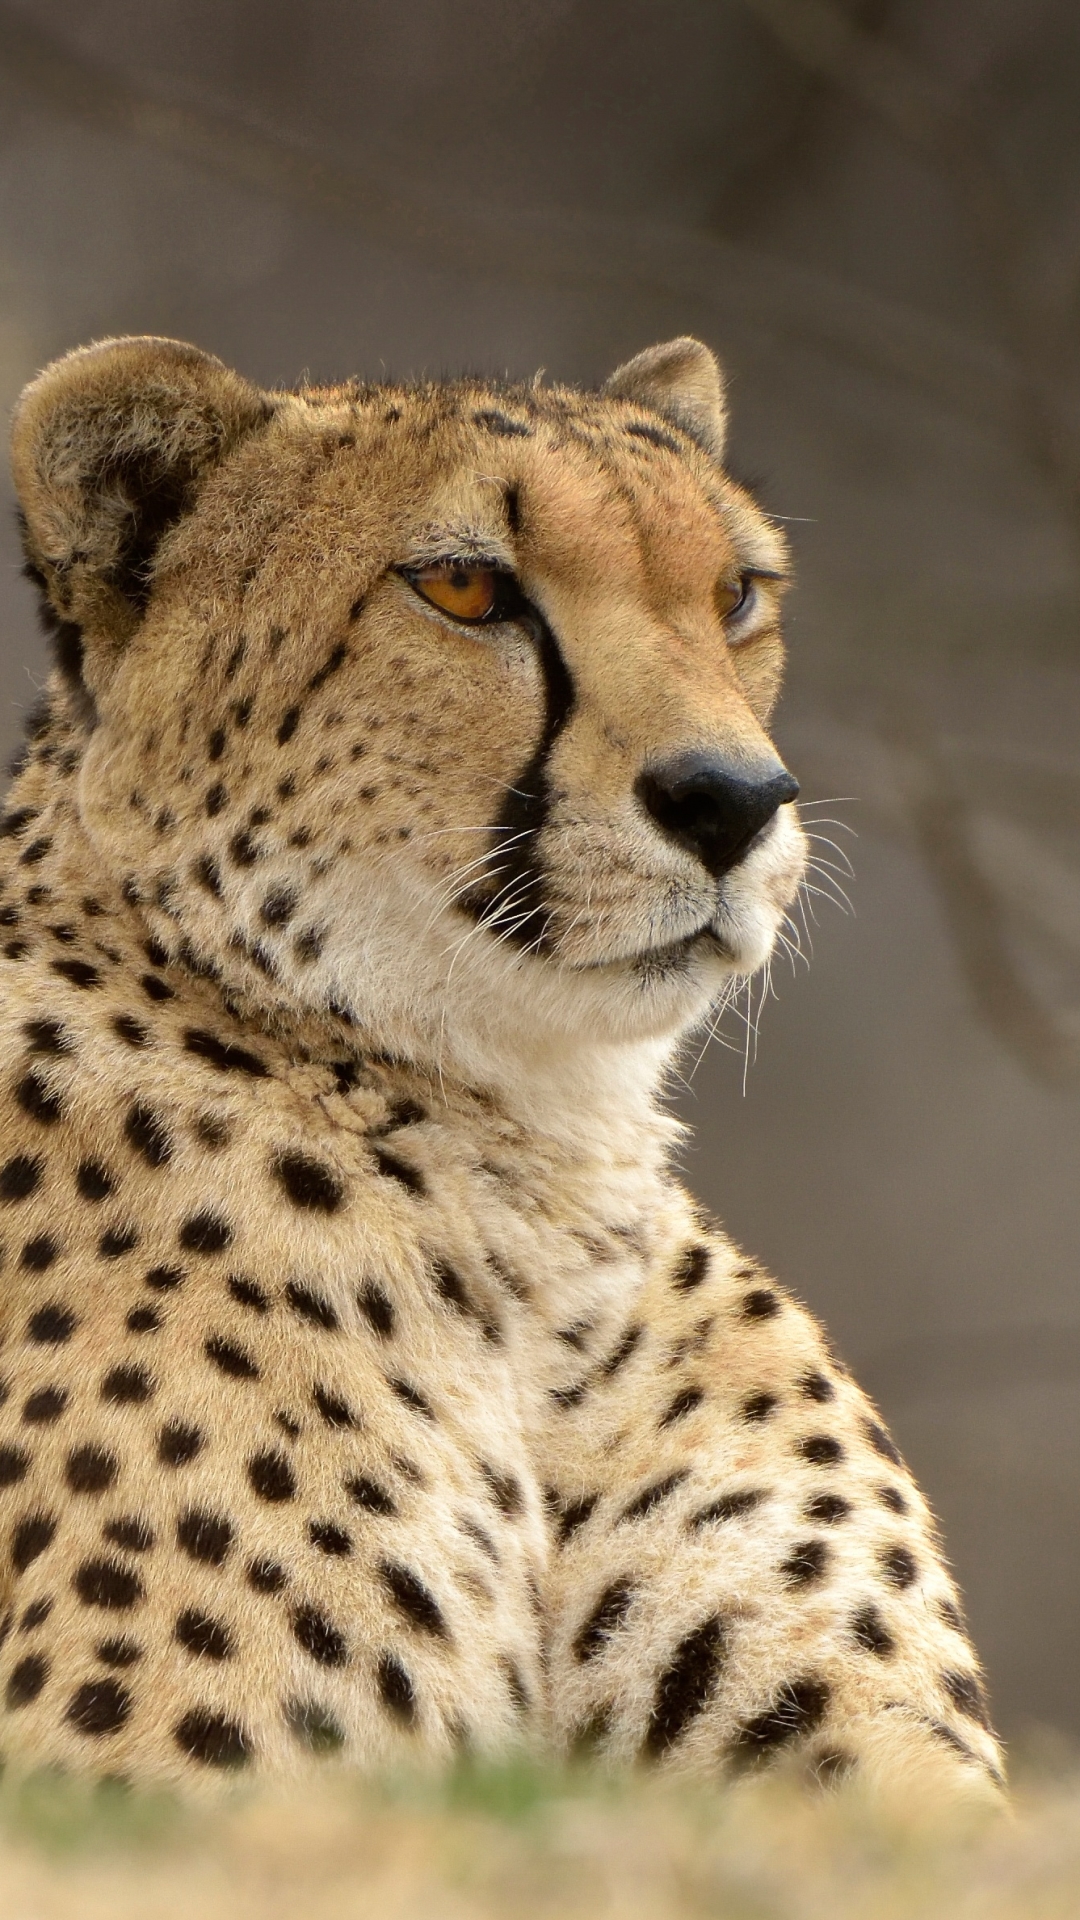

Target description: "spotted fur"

left=0, top=334, right=1002, bottom=1796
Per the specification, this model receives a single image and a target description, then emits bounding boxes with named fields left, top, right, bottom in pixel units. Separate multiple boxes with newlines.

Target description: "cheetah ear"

left=602, top=337, right=727, bottom=462
left=11, top=334, right=271, bottom=661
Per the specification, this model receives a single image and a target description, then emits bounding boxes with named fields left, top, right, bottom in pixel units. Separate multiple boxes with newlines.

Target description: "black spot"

left=292, top=1606, right=346, bottom=1667
left=0, top=1154, right=43, bottom=1202
left=0, top=1445, right=31, bottom=1486
left=310, top=1520, right=352, bottom=1557
left=798, top=1435, right=844, bottom=1467
left=101, top=1364, right=153, bottom=1405
left=193, top=855, right=223, bottom=898
left=357, top=1283, right=395, bottom=1338
left=689, top=1489, right=766, bottom=1528
left=65, top=1445, right=117, bottom=1494
left=77, top=1161, right=115, bottom=1202
left=126, top=1304, right=160, bottom=1334
left=781, top=1539, right=830, bottom=1587
left=27, top=1303, right=77, bottom=1344
left=96, top=1637, right=142, bottom=1668
left=0, top=807, right=37, bottom=838
left=141, top=973, right=175, bottom=1003
left=285, top=1697, right=346, bottom=1754
left=73, top=1558, right=143, bottom=1610
left=207, top=726, right=227, bottom=762
left=50, top=957, right=100, bottom=990
left=742, top=1391, right=778, bottom=1422
left=16, top=1071, right=63, bottom=1126
left=480, top=1463, right=523, bottom=1518
left=184, top=1028, right=268, bottom=1077
left=23, top=1386, right=68, bottom=1424
left=174, top=1708, right=250, bottom=1768
left=619, top=1470, right=690, bottom=1523
left=380, top=1561, right=448, bottom=1638
left=176, top=1508, right=233, bottom=1567
left=248, top=1449, right=296, bottom=1502
left=248, top=1556, right=288, bottom=1594
left=851, top=1604, right=895, bottom=1656
left=285, top=1282, right=340, bottom=1331
left=293, top=927, right=324, bottom=963
left=573, top=1581, right=635, bottom=1662
left=308, top=642, right=349, bottom=692
left=742, top=1289, right=780, bottom=1320
left=672, top=1245, right=710, bottom=1291
left=388, top=1378, right=433, bottom=1418
left=205, top=782, right=228, bottom=817
left=732, top=1677, right=831, bottom=1763
left=346, top=1476, right=396, bottom=1516
left=99, top=1226, right=140, bottom=1258
left=881, top=1544, right=918, bottom=1589
left=474, top=408, right=532, bottom=438
left=599, top=1324, right=643, bottom=1378
left=878, top=1485, right=908, bottom=1514
left=804, top=1493, right=851, bottom=1525
left=103, top=1516, right=153, bottom=1554
left=941, top=1669, right=991, bottom=1727
left=372, top=1148, right=425, bottom=1195
left=313, top=1384, right=355, bottom=1429
left=23, top=1017, right=71, bottom=1055
left=19, top=1596, right=52, bottom=1630
left=21, top=1233, right=59, bottom=1270
left=800, top=1370, right=835, bottom=1403
left=19, top=836, right=52, bottom=866
left=864, top=1419, right=903, bottom=1466
left=125, top=1100, right=172, bottom=1167
left=376, top=1651, right=416, bottom=1725
left=277, top=706, right=301, bottom=745
left=146, top=1265, right=185, bottom=1291
left=179, top=1211, right=232, bottom=1254
left=12, top=1511, right=57, bottom=1571
left=260, top=886, right=296, bottom=928
left=643, top=1614, right=728, bottom=1758
left=659, top=1387, right=704, bottom=1428
left=555, top=1493, right=598, bottom=1542
left=176, top=1608, right=232, bottom=1660
left=205, top=1334, right=260, bottom=1380
left=228, top=1275, right=268, bottom=1314
left=113, top=1014, right=151, bottom=1049
left=939, top=1598, right=965, bottom=1633
left=626, top=420, right=684, bottom=454
left=156, top=1418, right=201, bottom=1467
left=66, top=1677, right=132, bottom=1736
left=6, top=1652, right=49, bottom=1707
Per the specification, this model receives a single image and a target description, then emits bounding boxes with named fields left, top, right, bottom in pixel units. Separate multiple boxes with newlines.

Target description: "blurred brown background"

left=1, top=0, right=1078, bottom=1745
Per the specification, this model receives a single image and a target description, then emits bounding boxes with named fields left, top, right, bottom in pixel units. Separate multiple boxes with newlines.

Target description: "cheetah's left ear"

left=602, top=337, right=727, bottom=462
left=11, top=334, right=272, bottom=667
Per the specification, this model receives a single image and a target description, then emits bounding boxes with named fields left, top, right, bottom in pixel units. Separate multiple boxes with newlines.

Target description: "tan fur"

left=0, top=335, right=1002, bottom=1795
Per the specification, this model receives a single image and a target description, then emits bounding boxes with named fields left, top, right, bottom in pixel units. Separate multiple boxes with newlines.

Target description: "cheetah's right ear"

left=11, top=335, right=271, bottom=666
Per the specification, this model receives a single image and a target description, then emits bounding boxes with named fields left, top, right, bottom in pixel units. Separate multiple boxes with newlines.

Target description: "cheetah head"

left=12, top=335, right=805, bottom=1087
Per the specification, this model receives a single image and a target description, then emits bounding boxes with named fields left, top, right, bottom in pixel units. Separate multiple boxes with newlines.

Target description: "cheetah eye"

left=406, top=561, right=502, bottom=624
left=715, top=574, right=755, bottom=626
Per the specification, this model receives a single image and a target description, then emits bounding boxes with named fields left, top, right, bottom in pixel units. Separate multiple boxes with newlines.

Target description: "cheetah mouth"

left=576, top=925, right=732, bottom=975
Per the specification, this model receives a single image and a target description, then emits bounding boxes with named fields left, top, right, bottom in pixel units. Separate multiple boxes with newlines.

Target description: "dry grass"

left=2, top=1749, right=1080, bottom=1920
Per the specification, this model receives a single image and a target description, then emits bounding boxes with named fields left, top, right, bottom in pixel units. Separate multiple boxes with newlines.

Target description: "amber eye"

left=716, top=574, right=752, bottom=622
left=407, top=561, right=500, bottom=623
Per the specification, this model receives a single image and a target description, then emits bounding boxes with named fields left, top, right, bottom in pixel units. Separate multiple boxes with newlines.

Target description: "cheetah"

left=0, top=332, right=1003, bottom=1797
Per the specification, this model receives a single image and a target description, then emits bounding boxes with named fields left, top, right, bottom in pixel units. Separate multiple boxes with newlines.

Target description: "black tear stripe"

left=459, top=605, right=575, bottom=953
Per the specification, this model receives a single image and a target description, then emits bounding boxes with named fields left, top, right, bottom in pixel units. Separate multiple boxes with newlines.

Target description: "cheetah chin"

left=0, top=333, right=1003, bottom=1800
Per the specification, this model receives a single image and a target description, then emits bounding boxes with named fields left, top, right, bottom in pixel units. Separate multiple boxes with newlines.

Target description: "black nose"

left=636, top=750, right=799, bottom=879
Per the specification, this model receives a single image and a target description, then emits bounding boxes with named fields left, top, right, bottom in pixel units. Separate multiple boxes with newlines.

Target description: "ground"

left=0, top=1751, right=1078, bottom=1919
